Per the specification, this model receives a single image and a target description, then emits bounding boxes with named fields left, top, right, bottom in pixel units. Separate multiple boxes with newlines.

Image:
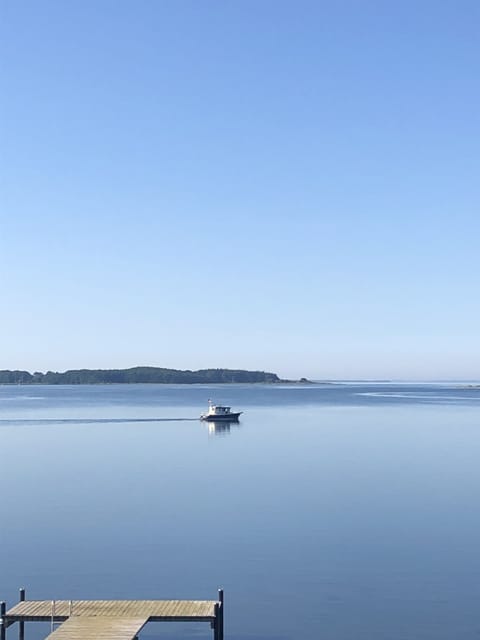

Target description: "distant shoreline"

left=0, top=367, right=311, bottom=385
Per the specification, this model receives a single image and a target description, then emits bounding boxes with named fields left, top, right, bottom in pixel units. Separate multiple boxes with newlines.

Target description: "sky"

left=1, top=0, right=479, bottom=380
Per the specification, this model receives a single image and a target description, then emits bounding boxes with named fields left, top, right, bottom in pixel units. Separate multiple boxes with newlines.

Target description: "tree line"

left=0, top=367, right=282, bottom=385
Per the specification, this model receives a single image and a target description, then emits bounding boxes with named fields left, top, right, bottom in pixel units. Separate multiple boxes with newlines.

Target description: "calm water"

left=1, top=383, right=480, bottom=640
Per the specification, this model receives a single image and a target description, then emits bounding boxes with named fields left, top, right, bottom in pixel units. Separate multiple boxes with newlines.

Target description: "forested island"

left=0, top=367, right=290, bottom=385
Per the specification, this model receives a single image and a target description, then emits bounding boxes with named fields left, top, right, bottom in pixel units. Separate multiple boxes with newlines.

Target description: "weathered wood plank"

left=6, top=599, right=217, bottom=622
left=44, top=617, right=147, bottom=640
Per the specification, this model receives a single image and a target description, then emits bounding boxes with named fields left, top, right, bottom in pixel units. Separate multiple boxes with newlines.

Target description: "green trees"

left=0, top=370, right=33, bottom=384
left=0, top=367, right=281, bottom=384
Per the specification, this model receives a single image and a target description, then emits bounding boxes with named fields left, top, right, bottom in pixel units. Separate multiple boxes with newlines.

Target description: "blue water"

left=1, top=383, right=480, bottom=640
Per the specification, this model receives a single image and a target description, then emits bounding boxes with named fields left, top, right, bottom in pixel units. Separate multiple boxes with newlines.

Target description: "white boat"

left=200, top=400, right=242, bottom=422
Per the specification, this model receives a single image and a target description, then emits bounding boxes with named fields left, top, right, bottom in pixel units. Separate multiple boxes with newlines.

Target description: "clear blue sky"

left=1, top=1, right=479, bottom=379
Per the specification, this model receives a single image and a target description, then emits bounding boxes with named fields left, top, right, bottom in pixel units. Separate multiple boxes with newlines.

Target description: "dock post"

left=213, top=603, right=219, bottom=640
left=1, top=601, right=6, bottom=640
left=19, top=589, right=25, bottom=640
left=218, top=589, right=224, bottom=640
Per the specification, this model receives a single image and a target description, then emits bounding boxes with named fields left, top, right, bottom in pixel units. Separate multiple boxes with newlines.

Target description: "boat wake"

left=0, top=417, right=199, bottom=426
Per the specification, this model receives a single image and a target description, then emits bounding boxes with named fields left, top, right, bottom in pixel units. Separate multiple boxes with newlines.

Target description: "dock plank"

left=44, top=616, right=147, bottom=640
left=6, top=599, right=217, bottom=622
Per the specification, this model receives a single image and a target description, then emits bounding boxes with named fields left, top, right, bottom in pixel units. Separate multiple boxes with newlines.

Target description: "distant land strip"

left=0, top=367, right=309, bottom=385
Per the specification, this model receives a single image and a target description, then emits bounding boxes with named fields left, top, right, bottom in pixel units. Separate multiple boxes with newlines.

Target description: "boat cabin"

left=207, top=404, right=232, bottom=416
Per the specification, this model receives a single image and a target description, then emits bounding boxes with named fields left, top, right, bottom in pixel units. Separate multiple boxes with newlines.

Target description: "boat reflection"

left=206, top=420, right=240, bottom=436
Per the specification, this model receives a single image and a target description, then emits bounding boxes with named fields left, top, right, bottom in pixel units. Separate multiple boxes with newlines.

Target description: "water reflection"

left=206, top=420, right=240, bottom=436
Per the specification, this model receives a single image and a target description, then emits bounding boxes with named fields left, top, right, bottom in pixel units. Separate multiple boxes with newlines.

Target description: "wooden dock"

left=34, top=617, right=149, bottom=640
left=1, top=589, right=224, bottom=640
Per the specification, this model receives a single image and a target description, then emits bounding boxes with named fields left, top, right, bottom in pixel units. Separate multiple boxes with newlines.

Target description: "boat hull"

left=200, top=412, right=242, bottom=422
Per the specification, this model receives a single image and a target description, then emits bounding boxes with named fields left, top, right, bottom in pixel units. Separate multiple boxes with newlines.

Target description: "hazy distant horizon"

left=0, top=363, right=478, bottom=385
